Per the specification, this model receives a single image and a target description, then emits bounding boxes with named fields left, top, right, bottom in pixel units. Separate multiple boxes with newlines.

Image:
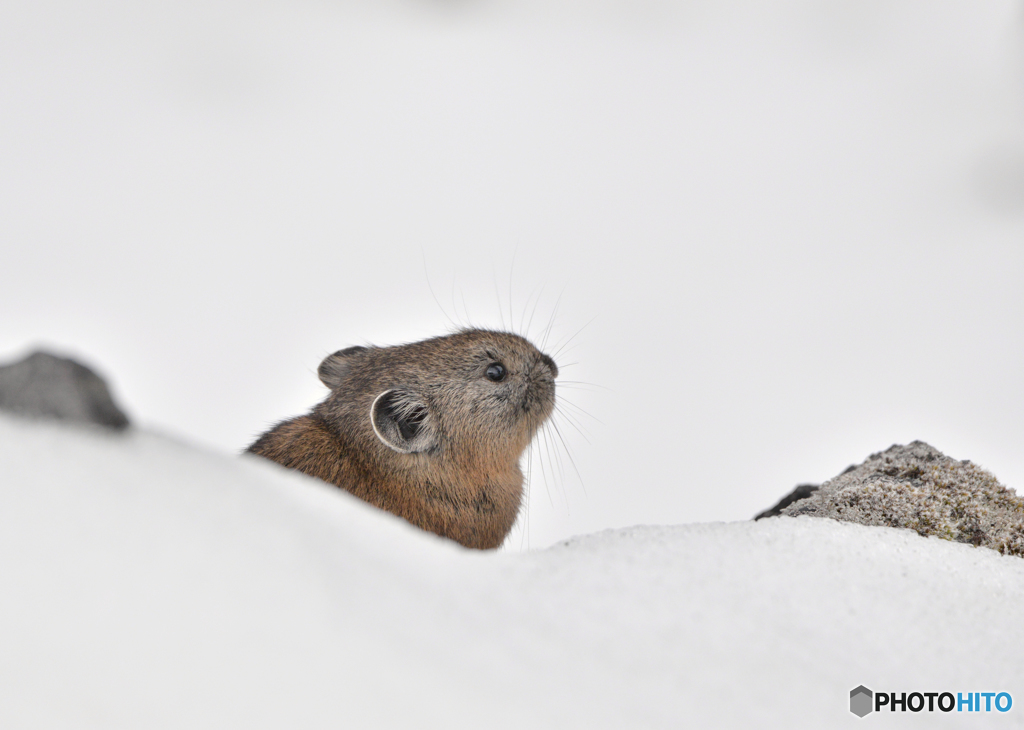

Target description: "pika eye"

left=485, top=363, right=506, bottom=382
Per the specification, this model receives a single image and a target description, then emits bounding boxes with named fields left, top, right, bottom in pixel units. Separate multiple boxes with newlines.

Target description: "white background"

left=2, top=0, right=1023, bottom=549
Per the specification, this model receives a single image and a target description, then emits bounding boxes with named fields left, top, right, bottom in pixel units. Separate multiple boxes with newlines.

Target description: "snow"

left=4, top=415, right=1023, bottom=728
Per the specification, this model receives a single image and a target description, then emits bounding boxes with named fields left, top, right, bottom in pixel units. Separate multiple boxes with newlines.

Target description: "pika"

left=247, top=329, right=558, bottom=549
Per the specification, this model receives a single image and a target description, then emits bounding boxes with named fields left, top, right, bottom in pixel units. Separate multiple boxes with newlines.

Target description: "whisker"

left=555, top=385, right=605, bottom=396
left=541, top=422, right=559, bottom=508
left=557, top=398, right=602, bottom=424
left=525, top=283, right=546, bottom=341
left=544, top=420, right=568, bottom=506
left=422, top=250, right=458, bottom=328
left=554, top=406, right=592, bottom=444
left=551, top=315, right=598, bottom=360
left=517, top=288, right=528, bottom=337
left=460, top=289, right=472, bottom=328
left=557, top=380, right=609, bottom=389
left=492, top=264, right=506, bottom=331
left=554, top=347, right=582, bottom=363
left=549, top=416, right=587, bottom=499
left=555, top=402, right=593, bottom=436
left=554, top=384, right=605, bottom=395
left=508, top=248, right=517, bottom=334
left=540, top=284, right=566, bottom=352
left=450, top=276, right=464, bottom=330
left=520, top=438, right=533, bottom=551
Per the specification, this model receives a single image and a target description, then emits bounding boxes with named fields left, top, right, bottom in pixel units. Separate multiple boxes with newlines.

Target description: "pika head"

left=248, top=329, right=559, bottom=549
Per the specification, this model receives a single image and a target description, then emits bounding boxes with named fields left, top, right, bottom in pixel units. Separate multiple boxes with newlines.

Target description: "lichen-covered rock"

left=753, top=484, right=820, bottom=520
left=0, top=351, right=130, bottom=430
left=781, top=441, right=1024, bottom=557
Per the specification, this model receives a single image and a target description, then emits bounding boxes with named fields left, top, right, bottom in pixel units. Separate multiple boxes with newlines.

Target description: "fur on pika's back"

left=247, top=329, right=559, bottom=549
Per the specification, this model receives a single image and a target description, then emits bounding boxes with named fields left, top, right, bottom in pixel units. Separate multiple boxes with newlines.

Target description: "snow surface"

left=3, top=415, right=1023, bottom=728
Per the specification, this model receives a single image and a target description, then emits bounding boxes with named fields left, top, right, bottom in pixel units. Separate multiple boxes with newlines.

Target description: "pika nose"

left=539, top=353, right=558, bottom=379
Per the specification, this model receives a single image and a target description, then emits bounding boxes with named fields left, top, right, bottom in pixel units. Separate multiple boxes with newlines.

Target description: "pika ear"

left=370, top=389, right=437, bottom=454
left=318, top=346, right=368, bottom=389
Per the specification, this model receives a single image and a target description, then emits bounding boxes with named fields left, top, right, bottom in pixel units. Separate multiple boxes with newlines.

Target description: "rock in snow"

left=752, top=483, right=820, bottom=520
left=780, top=441, right=1024, bottom=557
left=2, top=416, right=1023, bottom=728
left=0, top=351, right=129, bottom=429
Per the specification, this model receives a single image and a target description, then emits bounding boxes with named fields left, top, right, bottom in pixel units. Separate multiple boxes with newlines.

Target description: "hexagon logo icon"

left=850, top=686, right=873, bottom=717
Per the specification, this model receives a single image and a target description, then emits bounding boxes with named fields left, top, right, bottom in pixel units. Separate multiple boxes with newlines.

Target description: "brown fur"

left=247, top=329, right=558, bottom=549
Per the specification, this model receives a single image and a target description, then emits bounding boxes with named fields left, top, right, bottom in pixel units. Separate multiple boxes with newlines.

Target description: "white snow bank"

left=2, top=416, right=1022, bottom=728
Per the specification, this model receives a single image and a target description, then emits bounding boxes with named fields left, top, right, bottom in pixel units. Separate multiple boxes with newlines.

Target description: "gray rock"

left=0, top=351, right=130, bottom=430
left=753, top=464, right=860, bottom=519
left=753, top=484, right=820, bottom=520
left=779, top=441, right=1024, bottom=557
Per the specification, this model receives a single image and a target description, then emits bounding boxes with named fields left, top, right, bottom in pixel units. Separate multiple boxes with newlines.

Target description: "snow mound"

left=784, top=441, right=1024, bottom=557
left=2, top=417, right=1023, bottom=728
